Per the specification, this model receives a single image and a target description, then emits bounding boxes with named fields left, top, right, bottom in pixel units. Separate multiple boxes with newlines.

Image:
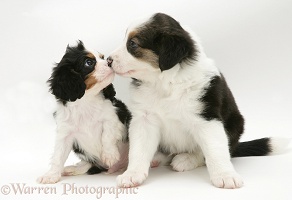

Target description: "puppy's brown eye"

left=129, top=40, right=138, bottom=49
left=84, top=58, right=96, bottom=68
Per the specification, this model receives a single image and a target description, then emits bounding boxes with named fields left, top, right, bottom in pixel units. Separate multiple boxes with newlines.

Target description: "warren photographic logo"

left=1, top=183, right=139, bottom=199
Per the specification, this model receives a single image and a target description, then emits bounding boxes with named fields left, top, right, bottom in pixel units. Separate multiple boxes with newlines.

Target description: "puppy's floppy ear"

left=48, top=64, right=86, bottom=102
left=154, top=31, right=196, bottom=71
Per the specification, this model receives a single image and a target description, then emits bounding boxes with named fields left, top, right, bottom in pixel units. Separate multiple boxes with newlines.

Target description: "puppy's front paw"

left=117, top=170, right=148, bottom=188
left=102, top=149, right=120, bottom=168
left=37, top=172, right=61, bottom=184
left=210, top=172, right=244, bottom=189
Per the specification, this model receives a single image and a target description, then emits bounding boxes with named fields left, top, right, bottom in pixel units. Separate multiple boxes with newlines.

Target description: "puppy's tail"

left=231, top=137, right=291, bottom=157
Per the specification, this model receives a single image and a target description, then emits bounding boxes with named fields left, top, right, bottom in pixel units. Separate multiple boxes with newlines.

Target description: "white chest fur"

left=55, top=94, right=121, bottom=158
left=129, top=76, right=210, bottom=154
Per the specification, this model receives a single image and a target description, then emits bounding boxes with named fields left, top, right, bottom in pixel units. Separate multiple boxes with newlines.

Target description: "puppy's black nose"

left=107, top=56, right=113, bottom=67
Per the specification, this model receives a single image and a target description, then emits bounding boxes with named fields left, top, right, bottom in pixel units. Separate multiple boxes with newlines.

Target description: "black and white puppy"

left=108, top=13, right=285, bottom=189
left=38, top=41, right=131, bottom=184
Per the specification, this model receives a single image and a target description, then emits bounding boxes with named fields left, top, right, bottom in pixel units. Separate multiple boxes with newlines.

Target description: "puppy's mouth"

left=115, top=70, right=136, bottom=77
left=106, top=57, right=135, bottom=77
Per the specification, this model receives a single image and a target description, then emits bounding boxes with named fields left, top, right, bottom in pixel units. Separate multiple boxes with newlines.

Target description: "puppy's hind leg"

left=151, top=151, right=173, bottom=168
left=62, top=160, right=92, bottom=176
left=171, top=151, right=205, bottom=172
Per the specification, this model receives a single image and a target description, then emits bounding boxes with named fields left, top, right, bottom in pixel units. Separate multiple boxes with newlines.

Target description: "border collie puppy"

left=108, top=13, right=287, bottom=189
left=37, top=41, right=131, bottom=184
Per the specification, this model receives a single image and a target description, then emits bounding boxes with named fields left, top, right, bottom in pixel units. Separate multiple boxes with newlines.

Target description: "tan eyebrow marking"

left=98, top=53, right=104, bottom=59
left=87, top=53, right=95, bottom=59
left=128, top=30, right=137, bottom=40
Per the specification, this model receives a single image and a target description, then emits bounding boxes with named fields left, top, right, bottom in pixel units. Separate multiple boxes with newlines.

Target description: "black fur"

left=151, top=13, right=197, bottom=71
left=232, top=138, right=272, bottom=157
left=72, top=141, right=99, bottom=164
left=102, top=84, right=132, bottom=138
left=200, top=75, right=272, bottom=156
left=72, top=141, right=107, bottom=174
left=47, top=40, right=95, bottom=104
left=87, top=166, right=106, bottom=175
left=102, top=83, right=116, bottom=102
left=199, top=75, right=244, bottom=150
left=127, top=13, right=197, bottom=71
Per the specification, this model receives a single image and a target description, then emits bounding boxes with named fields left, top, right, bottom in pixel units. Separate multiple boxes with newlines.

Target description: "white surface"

left=0, top=0, right=292, bottom=199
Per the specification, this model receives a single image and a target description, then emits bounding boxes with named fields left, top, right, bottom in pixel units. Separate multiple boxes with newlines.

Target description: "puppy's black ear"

left=48, top=65, right=86, bottom=102
left=65, top=40, right=85, bottom=54
left=155, top=31, right=196, bottom=71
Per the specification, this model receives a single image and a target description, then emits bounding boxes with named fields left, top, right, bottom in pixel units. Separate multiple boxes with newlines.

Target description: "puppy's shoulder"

left=102, top=84, right=116, bottom=102
left=102, top=84, right=132, bottom=128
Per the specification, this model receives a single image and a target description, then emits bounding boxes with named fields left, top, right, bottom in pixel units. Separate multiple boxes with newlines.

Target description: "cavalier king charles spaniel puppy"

left=38, top=41, right=131, bottom=184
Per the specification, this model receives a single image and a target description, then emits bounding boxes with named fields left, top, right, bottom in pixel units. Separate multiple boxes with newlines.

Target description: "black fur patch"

left=72, top=141, right=86, bottom=156
left=102, top=84, right=116, bottom=102
left=232, top=138, right=272, bottom=157
left=199, top=75, right=244, bottom=153
left=87, top=166, right=107, bottom=175
left=127, top=13, right=197, bottom=71
left=113, top=99, right=132, bottom=131
left=72, top=141, right=101, bottom=165
left=47, top=40, right=96, bottom=104
left=102, top=84, right=132, bottom=140
left=199, top=75, right=273, bottom=156
left=102, top=84, right=131, bottom=140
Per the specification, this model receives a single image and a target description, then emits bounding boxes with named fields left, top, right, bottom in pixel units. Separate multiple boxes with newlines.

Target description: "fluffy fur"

left=108, top=13, right=286, bottom=189
left=37, top=41, right=131, bottom=184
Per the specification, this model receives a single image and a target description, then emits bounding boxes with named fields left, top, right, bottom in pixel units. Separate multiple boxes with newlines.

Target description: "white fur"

left=269, top=137, right=292, bottom=155
left=171, top=152, right=205, bottom=172
left=37, top=57, right=126, bottom=184
left=110, top=22, right=243, bottom=189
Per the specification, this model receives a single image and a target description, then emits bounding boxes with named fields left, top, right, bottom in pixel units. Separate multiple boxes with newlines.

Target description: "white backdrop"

left=0, top=0, right=291, bottom=200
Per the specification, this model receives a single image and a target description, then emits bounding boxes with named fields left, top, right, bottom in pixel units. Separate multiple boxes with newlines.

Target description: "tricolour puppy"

left=108, top=13, right=288, bottom=188
left=38, top=41, right=131, bottom=184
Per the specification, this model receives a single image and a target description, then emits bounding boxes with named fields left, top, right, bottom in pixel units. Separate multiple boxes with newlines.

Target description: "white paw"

left=210, top=172, right=244, bottom=189
left=102, top=149, right=120, bottom=168
left=117, top=170, right=148, bottom=188
left=171, top=153, right=204, bottom=172
left=37, top=172, right=61, bottom=184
